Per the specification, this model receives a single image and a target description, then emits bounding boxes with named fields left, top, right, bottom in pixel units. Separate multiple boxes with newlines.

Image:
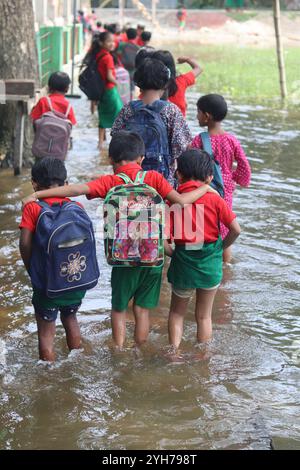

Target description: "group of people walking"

left=21, top=17, right=251, bottom=362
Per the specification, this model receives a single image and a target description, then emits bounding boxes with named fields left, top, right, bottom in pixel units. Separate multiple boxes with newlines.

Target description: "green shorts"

left=111, top=266, right=163, bottom=311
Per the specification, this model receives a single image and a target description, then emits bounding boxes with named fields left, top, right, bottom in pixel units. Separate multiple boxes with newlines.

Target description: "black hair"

left=177, top=149, right=213, bottom=182
left=197, top=94, right=228, bottom=122
left=31, top=157, right=67, bottom=188
left=99, top=31, right=112, bottom=44
left=106, top=23, right=117, bottom=34
left=96, top=21, right=102, bottom=28
left=82, top=37, right=101, bottom=66
left=134, top=58, right=170, bottom=91
left=141, top=31, right=152, bottom=42
left=137, top=24, right=145, bottom=31
left=48, top=72, right=71, bottom=93
left=126, top=28, right=137, bottom=40
left=109, top=131, right=145, bottom=163
left=135, top=46, right=155, bottom=69
left=151, top=50, right=178, bottom=97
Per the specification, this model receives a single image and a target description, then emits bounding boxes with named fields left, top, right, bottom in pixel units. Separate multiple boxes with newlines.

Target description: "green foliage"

left=227, top=11, right=258, bottom=21
left=169, top=44, right=300, bottom=105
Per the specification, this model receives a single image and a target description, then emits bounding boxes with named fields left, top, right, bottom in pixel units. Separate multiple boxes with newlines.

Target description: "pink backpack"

left=32, top=96, right=72, bottom=161
left=116, top=66, right=130, bottom=105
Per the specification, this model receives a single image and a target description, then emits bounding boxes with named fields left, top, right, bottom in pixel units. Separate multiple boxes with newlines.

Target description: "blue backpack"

left=29, top=201, right=100, bottom=298
left=125, top=100, right=171, bottom=179
left=200, top=132, right=225, bottom=198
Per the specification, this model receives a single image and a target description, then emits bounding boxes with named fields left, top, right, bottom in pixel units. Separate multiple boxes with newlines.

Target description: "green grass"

left=168, top=44, right=300, bottom=106
left=226, top=12, right=258, bottom=22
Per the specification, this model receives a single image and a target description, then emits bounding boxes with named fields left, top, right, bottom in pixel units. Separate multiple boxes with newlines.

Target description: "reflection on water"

left=0, top=89, right=299, bottom=450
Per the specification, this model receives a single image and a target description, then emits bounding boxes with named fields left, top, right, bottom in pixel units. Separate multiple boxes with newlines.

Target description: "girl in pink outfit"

left=192, top=94, right=251, bottom=262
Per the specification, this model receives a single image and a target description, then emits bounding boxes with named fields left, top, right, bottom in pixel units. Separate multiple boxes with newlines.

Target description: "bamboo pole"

left=273, top=0, right=287, bottom=100
left=119, top=0, right=124, bottom=28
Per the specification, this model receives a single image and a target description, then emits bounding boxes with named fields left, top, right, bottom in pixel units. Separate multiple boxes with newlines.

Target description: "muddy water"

left=0, top=90, right=299, bottom=450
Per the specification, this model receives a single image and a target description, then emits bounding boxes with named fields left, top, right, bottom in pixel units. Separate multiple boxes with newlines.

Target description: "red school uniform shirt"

left=136, top=37, right=145, bottom=47
left=20, top=198, right=82, bottom=233
left=169, top=181, right=236, bottom=245
left=86, top=162, right=173, bottom=201
left=96, top=49, right=116, bottom=90
left=168, top=71, right=195, bottom=117
left=30, top=93, right=77, bottom=125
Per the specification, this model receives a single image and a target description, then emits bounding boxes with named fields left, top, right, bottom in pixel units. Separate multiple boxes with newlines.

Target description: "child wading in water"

left=30, top=72, right=76, bottom=125
left=152, top=50, right=202, bottom=117
left=112, top=58, right=192, bottom=184
left=192, top=94, right=251, bottom=262
left=19, top=159, right=89, bottom=361
left=22, top=132, right=216, bottom=351
left=166, top=150, right=241, bottom=352
left=96, top=32, right=123, bottom=151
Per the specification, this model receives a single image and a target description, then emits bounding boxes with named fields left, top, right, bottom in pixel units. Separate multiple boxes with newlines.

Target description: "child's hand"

left=22, top=193, right=37, bottom=208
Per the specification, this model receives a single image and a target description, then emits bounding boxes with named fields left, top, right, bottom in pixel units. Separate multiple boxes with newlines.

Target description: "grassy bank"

left=167, top=44, right=300, bottom=105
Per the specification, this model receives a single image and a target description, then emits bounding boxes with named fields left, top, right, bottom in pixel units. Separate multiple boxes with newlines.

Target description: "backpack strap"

left=134, top=171, right=147, bottom=184
left=130, top=99, right=168, bottom=115
left=95, top=53, right=106, bottom=64
left=37, top=200, right=50, bottom=209
left=117, top=173, right=133, bottom=184
left=130, top=100, right=144, bottom=112
left=149, top=100, right=168, bottom=114
left=200, top=132, right=213, bottom=159
left=65, top=102, right=72, bottom=118
left=46, top=96, right=53, bottom=112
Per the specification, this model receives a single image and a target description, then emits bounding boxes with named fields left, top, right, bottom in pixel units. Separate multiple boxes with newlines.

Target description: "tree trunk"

left=0, top=0, right=39, bottom=168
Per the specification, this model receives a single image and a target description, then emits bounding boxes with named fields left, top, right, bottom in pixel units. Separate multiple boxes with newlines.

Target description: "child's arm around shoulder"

left=166, top=185, right=218, bottom=206
left=22, top=183, right=91, bottom=207
left=150, top=171, right=218, bottom=207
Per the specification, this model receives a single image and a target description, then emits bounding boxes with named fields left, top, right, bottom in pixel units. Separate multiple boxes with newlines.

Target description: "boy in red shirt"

left=19, top=158, right=86, bottom=362
left=30, top=72, right=76, bottom=125
left=166, top=149, right=241, bottom=353
left=22, top=131, right=217, bottom=351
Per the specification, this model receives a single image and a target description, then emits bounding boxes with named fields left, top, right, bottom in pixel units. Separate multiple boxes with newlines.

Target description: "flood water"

left=0, top=86, right=299, bottom=450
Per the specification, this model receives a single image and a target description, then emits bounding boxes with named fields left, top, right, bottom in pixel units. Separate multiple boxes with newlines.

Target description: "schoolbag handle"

left=200, top=132, right=214, bottom=160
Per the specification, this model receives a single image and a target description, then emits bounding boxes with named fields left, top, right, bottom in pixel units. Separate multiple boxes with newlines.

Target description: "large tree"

left=0, top=0, right=39, bottom=168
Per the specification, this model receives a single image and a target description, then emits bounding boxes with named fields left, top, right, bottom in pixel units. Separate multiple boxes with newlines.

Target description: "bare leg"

left=61, top=314, right=82, bottom=351
left=111, top=309, right=126, bottom=349
left=223, top=246, right=232, bottom=263
left=168, top=293, right=190, bottom=350
left=90, top=101, right=97, bottom=114
left=98, top=128, right=106, bottom=150
left=195, top=288, right=218, bottom=344
left=35, top=313, right=56, bottom=362
left=133, top=304, right=150, bottom=347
